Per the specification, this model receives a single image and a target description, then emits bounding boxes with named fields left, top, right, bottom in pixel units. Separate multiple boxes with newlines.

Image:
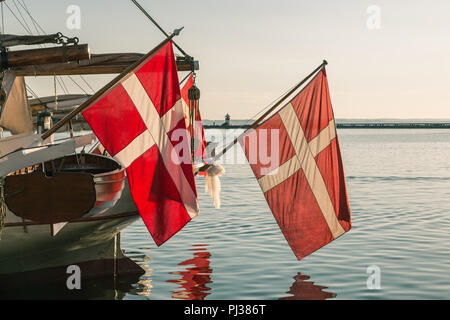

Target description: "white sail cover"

left=0, top=71, right=33, bottom=135
left=0, top=132, right=38, bottom=158
left=0, top=133, right=96, bottom=176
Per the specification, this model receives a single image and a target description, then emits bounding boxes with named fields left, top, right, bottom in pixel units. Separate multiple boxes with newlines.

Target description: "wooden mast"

left=10, top=52, right=198, bottom=76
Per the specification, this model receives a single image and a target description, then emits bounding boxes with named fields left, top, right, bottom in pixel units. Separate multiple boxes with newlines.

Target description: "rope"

left=131, top=0, right=190, bottom=58
left=11, top=0, right=94, bottom=102
left=79, top=75, right=95, bottom=94
left=12, top=0, right=32, bottom=34
left=57, top=77, right=69, bottom=95
left=0, top=178, right=7, bottom=240
left=26, top=83, right=46, bottom=107
left=3, top=1, right=32, bottom=34
left=68, top=75, right=89, bottom=95
left=179, top=71, right=193, bottom=86
left=17, top=0, right=40, bottom=34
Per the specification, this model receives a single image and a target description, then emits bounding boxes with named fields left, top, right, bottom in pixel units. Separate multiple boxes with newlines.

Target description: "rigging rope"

left=0, top=178, right=7, bottom=240
left=179, top=71, right=193, bottom=87
left=54, top=75, right=58, bottom=110
left=8, top=0, right=94, bottom=102
left=79, top=75, right=95, bottom=94
left=131, top=0, right=190, bottom=58
left=12, top=0, right=31, bottom=34
left=68, top=75, right=89, bottom=95
left=3, top=1, right=31, bottom=34
left=25, top=83, right=44, bottom=105
left=17, top=0, right=45, bottom=35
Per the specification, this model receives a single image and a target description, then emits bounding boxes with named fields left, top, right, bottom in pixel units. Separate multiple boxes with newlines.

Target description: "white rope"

left=79, top=75, right=95, bottom=94
left=205, top=164, right=225, bottom=209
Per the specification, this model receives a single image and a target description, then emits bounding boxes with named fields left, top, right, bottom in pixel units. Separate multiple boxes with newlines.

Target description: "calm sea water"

left=117, top=128, right=450, bottom=300
left=5, top=128, right=449, bottom=300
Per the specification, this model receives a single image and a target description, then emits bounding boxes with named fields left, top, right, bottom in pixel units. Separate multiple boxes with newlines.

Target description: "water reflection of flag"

left=167, top=244, right=212, bottom=300
left=83, top=41, right=199, bottom=246
left=239, top=69, right=351, bottom=260
left=280, top=273, right=336, bottom=300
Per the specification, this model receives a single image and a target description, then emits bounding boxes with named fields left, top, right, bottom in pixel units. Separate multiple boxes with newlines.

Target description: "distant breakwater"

left=204, top=122, right=450, bottom=129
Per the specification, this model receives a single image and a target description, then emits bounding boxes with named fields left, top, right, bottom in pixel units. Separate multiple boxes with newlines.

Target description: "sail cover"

left=239, top=69, right=351, bottom=260
left=0, top=34, right=61, bottom=47
left=0, top=71, right=33, bottom=134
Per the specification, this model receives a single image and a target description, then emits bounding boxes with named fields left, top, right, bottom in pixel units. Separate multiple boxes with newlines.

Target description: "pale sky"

left=3, top=0, right=450, bottom=120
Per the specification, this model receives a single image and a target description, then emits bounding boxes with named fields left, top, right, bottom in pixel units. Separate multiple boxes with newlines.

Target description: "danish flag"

left=240, top=69, right=351, bottom=260
left=83, top=41, right=199, bottom=246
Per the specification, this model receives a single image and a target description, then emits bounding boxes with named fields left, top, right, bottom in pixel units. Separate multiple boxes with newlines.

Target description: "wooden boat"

left=0, top=36, right=145, bottom=282
left=0, top=0, right=201, bottom=288
left=5, top=153, right=126, bottom=224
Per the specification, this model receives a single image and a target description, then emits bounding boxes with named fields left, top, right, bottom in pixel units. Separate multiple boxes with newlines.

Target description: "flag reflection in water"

left=280, top=273, right=336, bottom=300
left=167, top=244, right=213, bottom=300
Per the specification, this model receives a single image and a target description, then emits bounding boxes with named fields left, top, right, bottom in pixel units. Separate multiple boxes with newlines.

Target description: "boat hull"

left=0, top=211, right=139, bottom=275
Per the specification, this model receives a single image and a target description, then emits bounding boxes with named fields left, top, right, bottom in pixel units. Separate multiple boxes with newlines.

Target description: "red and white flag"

left=181, top=74, right=207, bottom=162
left=83, top=41, right=199, bottom=246
left=239, top=69, right=351, bottom=260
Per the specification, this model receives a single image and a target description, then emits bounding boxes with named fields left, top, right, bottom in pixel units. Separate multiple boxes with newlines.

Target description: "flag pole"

left=41, top=29, right=182, bottom=140
left=208, top=60, right=328, bottom=164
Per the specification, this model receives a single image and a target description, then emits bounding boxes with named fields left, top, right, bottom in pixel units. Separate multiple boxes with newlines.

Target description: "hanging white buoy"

left=205, top=164, right=225, bottom=209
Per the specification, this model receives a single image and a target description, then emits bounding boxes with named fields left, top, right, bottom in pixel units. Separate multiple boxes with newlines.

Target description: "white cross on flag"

left=239, top=69, right=352, bottom=260
left=83, top=41, right=199, bottom=246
